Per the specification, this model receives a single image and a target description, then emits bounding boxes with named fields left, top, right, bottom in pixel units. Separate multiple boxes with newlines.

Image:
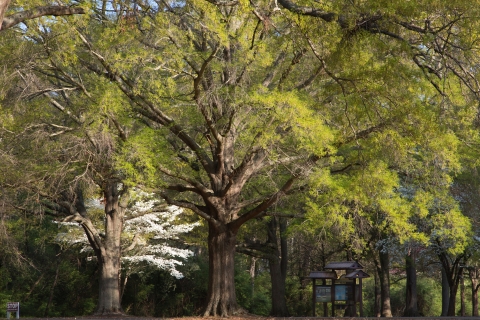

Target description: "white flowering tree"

left=122, top=195, right=200, bottom=280
left=55, top=192, right=200, bottom=288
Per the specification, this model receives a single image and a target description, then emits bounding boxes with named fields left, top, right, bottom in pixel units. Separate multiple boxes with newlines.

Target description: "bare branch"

left=159, top=166, right=214, bottom=197
left=160, top=192, right=222, bottom=229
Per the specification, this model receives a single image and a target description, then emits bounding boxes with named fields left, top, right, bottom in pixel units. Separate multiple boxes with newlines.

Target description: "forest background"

left=2, top=0, right=480, bottom=318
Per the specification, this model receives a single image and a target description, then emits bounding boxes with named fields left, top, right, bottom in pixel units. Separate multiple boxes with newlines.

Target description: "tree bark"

left=1, top=5, right=85, bottom=30
left=469, top=268, right=480, bottom=316
left=438, top=253, right=464, bottom=316
left=97, top=253, right=122, bottom=314
left=268, top=217, right=289, bottom=317
left=95, top=181, right=124, bottom=315
left=460, top=270, right=465, bottom=316
left=0, top=0, right=10, bottom=30
left=441, top=266, right=449, bottom=316
left=447, top=279, right=460, bottom=316
left=374, top=272, right=381, bottom=317
left=378, top=249, right=392, bottom=317
left=404, top=251, right=419, bottom=317
left=204, top=223, right=240, bottom=317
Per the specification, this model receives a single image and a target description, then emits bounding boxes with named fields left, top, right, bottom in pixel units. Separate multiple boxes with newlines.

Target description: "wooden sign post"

left=309, top=261, right=370, bottom=317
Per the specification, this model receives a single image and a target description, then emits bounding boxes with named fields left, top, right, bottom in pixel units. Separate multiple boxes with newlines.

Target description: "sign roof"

left=324, top=261, right=364, bottom=270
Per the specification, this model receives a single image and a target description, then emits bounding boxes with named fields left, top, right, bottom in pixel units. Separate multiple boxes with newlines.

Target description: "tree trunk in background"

left=249, top=256, right=256, bottom=306
left=268, top=217, right=288, bottom=317
left=447, top=278, right=460, bottom=316
left=441, top=266, right=449, bottom=316
left=469, top=268, right=479, bottom=316
left=0, top=0, right=10, bottom=29
left=204, top=223, right=239, bottom=317
left=375, top=272, right=381, bottom=317
left=404, top=251, right=419, bottom=316
left=44, top=262, right=60, bottom=317
left=438, top=253, right=464, bottom=317
left=460, top=271, right=465, bottom=316
left=378, top=249, right=392, bottom=317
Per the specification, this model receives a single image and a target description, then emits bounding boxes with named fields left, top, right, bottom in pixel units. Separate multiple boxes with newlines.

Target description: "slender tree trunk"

left=44, top=263, right=60, bottom=317
left=249, top=256, right=256, bottom=303
left=375, top=272, right=381, bottom=317
left=204, top=223, right=239, bottom=317
left=268, top=217, right=288, bottom=317
left=460, top=270, right=465, bottom=316
left=469, top=269, right=479, bottom=316
left=121, top=274, right=128, bottom=301
left=378, top=249, right=392, bottom=317
left=441, top=266, right=449, bottom=316
left=404, top=251, right=419, bottom=316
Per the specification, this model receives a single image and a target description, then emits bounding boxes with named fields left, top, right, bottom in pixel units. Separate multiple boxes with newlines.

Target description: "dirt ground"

left=19, top=316, right=480, bottom=320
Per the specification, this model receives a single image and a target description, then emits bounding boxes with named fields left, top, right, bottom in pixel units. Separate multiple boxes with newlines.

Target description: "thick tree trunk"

left=447, top=280, right=459, bottom=316
left=378, top=250, right=392, bottom=317
left=97, top=254, right=122, bottom=314
left=270, top=256, right=287, bottom=316
left=95, top=182, right=124, bottom=315
left=70, top=184, right=124, bottom=315
left=204, top=223, right=240, bottom=316
left=404, top=251, right=419, bottom=317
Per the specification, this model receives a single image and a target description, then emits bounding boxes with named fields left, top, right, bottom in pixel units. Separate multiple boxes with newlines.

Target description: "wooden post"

left=312, top=278, right=316, bottom=317
left=331, top=279, right=336, bottom=316
left=352, top=279, right=357, bottom=316
left=323, top=279, right=328, bottom=317
left=359, top=278, right=364, bottom=317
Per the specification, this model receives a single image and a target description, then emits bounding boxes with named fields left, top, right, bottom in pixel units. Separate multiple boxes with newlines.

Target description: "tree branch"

left=230, top=175, right=297, bottom=231
left=160, top=192, right=222, bottom=229
left=276, top=0, right=337, bottom=22
left=1, top=5, right=85, bottom=31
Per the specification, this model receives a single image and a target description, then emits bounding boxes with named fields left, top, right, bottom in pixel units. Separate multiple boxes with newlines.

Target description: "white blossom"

left=55, top=191, right=199, bottom=279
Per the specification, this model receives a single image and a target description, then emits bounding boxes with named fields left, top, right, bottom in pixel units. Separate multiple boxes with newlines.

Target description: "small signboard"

left=6, top=302, right=19, bottom=319
left=335, top=284, right=353, bottom=301
left=315, top=286, right=331, bottom=302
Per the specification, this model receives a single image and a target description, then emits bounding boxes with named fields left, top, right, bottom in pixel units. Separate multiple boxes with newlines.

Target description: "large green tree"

left=4, top=0, right=480, bottom=317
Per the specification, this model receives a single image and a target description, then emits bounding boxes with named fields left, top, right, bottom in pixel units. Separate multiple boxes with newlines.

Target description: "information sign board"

left=7, top=303, right=19, bottom=312
left=315, top=286, right=331, bottom=302
left=335, top=284, right=353, bottom=301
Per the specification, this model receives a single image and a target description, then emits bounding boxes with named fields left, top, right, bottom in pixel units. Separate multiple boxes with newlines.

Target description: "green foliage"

left=234, top=258, right=272, bottom=316
left=362, top=276, right=444, bottom=317
left=122, top=254, right=209, bottom=317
